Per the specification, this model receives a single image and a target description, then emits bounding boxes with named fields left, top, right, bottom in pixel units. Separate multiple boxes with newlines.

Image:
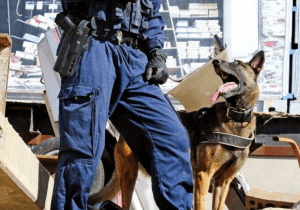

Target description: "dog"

left=88, top=50, right=265, bottom=210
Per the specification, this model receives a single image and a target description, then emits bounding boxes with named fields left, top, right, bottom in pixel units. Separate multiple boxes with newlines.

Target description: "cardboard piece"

left=168, top=48, right=228, bottom=112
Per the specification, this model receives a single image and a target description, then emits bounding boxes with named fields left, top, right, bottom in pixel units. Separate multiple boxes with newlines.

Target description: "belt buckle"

left=116, top=30, right=123, bottom=45
left=226, top=107, right=235, bottom=120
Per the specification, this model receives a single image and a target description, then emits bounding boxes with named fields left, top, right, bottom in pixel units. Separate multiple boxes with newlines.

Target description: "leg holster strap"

left=54, top=13, right=91, bottom=77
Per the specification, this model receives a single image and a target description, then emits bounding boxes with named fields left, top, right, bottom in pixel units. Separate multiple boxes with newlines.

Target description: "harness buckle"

left=226, top=107, right=235, bottom=120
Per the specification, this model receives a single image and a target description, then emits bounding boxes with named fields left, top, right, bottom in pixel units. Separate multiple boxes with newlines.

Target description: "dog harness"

left=198, top=106, right=255, bottom=148
left=200, top=132, right=255, bottom=148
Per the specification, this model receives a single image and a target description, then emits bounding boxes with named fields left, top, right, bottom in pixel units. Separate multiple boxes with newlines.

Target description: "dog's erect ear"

left=249, top=51, right=265, bottom=75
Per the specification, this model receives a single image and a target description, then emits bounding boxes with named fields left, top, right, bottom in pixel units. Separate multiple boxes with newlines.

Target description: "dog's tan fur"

left=89, top=51, right=265, bottom=210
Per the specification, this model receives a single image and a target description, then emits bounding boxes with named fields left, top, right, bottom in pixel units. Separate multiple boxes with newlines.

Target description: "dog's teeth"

left=233, top=84, right=238, bottom=89
left=221, top=72, right=227, bottom=79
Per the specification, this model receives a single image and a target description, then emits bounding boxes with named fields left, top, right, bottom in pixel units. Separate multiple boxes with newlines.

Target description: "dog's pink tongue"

left=210, top=82, right=237, bottom=105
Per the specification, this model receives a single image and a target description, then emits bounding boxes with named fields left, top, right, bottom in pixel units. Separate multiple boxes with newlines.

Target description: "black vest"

left=62, top=0, right=153, bottom=38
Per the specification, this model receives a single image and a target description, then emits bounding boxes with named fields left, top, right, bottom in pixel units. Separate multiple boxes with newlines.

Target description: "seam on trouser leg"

left=126, top=101, right=164, bottom=196
left=164, top=94, right=191, bottom=148
left=51, top=166, right=67, bottom=210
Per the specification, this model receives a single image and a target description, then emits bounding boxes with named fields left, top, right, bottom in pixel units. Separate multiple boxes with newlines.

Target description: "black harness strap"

left=201, top=132, right=255, bottom=149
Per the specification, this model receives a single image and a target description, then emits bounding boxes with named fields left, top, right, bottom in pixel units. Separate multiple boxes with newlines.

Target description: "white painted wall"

left=224, top=0, right=259, bottom=61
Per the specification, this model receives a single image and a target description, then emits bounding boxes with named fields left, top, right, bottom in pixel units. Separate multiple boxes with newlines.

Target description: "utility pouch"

left=54, top=12, right=91, bottom=77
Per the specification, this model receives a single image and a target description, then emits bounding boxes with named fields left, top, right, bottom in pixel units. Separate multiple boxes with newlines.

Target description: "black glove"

left=144, top=50, right=169, bottom=85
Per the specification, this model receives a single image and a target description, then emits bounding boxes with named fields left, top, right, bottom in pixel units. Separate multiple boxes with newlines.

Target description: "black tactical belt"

left=200, top=132, right=255, bottom=148
left=90, top=16, right=140, bottom=48
left=92, top=29, right=139, bottom=48
left=122, top=36, right=139, bottom=49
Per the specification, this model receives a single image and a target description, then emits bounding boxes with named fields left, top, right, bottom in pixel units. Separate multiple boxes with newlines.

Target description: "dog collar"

left=226, top=107, right=253, bottom=123
left=201, top=132, right=255, bottom=148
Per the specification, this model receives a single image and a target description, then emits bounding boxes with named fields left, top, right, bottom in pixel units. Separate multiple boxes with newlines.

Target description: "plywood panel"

left=0, top=34, right=12, bottom=115
left=0, top=112, right=54, bottom=209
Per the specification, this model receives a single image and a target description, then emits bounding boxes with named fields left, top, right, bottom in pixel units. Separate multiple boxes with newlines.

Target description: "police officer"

left=51, top=0, right=193, bottom=209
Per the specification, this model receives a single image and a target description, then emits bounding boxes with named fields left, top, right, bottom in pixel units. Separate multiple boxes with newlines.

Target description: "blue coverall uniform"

left=51, top=0, right=193, bottom=209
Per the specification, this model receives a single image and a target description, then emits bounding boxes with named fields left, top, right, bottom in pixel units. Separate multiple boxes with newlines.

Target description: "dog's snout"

left=213, top=59, right=222, bottom=65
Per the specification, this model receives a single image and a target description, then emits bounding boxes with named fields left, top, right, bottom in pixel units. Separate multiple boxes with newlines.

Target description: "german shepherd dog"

left=89, top=51, right=265, bottom=210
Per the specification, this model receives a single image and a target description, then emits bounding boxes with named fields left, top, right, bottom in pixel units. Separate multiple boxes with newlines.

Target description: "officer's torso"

left=63, top=0, right=155, bottom=36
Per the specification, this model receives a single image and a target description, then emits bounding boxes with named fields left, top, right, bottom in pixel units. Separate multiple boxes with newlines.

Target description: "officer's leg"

left=110, top=76, right=193, bottom=210
left=51, top=39, right=131, bottom=210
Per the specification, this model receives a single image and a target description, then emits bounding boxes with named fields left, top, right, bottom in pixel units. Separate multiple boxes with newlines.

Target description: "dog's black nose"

left=212, top=59, right=221, bottom=65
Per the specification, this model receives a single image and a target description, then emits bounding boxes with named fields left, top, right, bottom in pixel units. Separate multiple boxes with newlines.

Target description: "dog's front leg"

left=194, top=170, right=211, bottom=210
left=115, top=137, right=139, bottom=210
left=212, top=175, right=234, bottom=210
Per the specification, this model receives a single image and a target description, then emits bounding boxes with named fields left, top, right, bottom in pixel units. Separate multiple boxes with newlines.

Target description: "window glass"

left=160, top=0, right=224, bottom=93
left=0, top=0, right=62, bottom=101
left=0, top=0, right=291, bottom=104
left=257, top=0, right=288, bottom=97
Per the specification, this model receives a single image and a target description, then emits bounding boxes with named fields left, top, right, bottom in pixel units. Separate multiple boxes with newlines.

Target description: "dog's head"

left=210, top=51, right=265, bottom=108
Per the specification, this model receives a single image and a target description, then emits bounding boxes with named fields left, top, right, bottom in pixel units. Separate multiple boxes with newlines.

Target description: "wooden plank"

left=36, top=155, right=58, bottom=162
left=0, top=113, right=54, bottom=209
left=36, top=155, right=58, bottom=176
left=0, top=34, right=12, bottom=115
left=250, top=145, right=299, bottom=157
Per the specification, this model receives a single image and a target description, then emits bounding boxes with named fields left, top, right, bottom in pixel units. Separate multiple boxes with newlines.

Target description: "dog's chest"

left=193, top=105, right=256, bottom=148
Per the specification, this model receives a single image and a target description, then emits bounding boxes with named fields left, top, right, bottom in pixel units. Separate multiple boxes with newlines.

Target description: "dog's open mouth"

left=210, top=70, right=239, bottom=105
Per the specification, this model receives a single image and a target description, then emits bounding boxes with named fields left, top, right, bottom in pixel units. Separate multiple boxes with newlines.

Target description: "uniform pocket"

left=59, top=85, right=101, bottom=158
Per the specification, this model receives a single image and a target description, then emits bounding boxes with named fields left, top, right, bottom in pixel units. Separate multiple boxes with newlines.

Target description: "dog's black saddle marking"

left=226, top=107, right=253, bottom=123
left=201, top=132, right=255, bottom=148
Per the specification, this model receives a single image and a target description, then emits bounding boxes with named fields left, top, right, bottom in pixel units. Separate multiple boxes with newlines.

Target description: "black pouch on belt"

left=54, top=12, right=91, bottom=77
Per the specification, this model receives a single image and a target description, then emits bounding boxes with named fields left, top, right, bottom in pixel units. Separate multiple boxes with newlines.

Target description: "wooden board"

left=0, top=113, right=54, bottom=209
left=0, top=34, right=12, bottom=115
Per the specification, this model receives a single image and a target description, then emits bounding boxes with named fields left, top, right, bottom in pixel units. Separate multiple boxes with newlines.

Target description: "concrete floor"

left=241, top=156, right=300, bottom=194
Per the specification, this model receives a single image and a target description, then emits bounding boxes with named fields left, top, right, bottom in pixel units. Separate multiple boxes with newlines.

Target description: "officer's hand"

left=144, top=50, right=169, bottom=85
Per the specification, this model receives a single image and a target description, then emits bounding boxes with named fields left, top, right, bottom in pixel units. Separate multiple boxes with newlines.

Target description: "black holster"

left=54, top=12, right=91, bottom=77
